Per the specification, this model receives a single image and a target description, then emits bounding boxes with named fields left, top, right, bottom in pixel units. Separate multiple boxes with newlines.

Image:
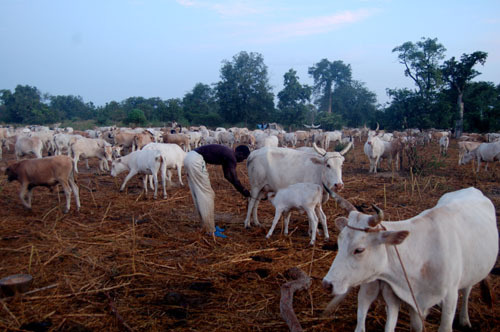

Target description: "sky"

left=1, top=0, right=499, bottom=107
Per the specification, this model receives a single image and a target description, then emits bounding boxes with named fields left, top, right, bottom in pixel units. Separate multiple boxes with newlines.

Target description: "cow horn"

left=313, top=142, right=327, bottom=157
left=323, top=184, right=356, bottom=212
left=339, top=142, right=353, bottom=156
left=375, top=122, right=379, bottom=132
left=367, top=204, right=384, bottom=227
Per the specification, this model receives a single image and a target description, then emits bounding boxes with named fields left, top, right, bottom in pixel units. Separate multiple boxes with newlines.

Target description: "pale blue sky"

left=1, top=0, right=499, bottom=106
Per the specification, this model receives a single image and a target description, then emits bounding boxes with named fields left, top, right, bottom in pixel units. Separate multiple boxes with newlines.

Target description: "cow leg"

left=307, top=209, right=318, bottom=245
left=177, top=165, right=184, bottom=186
left=476, top=158, right=481, bottom=173
left=408, top=307, right=424, bottom=332
left=152, top=171, right=159, bottom=199
left=19, top=184, right=31, bottom=209
left=266, top=209, right=283, bottom=239
left=374, top=156, right=381, bottom=173
left=354, top=281, right=381, bottom=332
left=73, top=153, right=80, bottom=173
left=381, top=282, right=400, bottom=332
left=60, top=180, right=72, bottom=213
left=85, top=158, right=90, bottom=170
left=284, top=211, right=292, bottom=235
left=244, top=188, right=261, bottom=228
left=485, top=162, right=488, bottom=171
left=120, top=170, right=138, bottom=192
left=438, top=290, right=458, bottom=332
left=69, top=176, right=80, bottom=211
left=316, top=204, right=329, bottom=240
left=142, top=176, right=148, bottom=195
left=167, top=169, right=173, bottom=186
left=458, top=286, right=472, bottom=328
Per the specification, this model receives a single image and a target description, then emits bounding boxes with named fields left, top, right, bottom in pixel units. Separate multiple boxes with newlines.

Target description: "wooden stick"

left=22, top=283, right=58, bottom=296
left=280, top=267, right=311, bottom=332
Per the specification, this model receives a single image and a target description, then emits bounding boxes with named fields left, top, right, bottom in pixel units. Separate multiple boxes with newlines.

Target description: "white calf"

left=111, top=149, right=163, bottom=199
left=266, top=183, right=327, bottom=245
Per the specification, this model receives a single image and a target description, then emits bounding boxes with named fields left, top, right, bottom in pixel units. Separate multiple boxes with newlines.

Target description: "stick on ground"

left=280, top=267, right=311, bottom=332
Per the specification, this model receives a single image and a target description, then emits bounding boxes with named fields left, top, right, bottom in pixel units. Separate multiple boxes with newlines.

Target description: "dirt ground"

left=0, top=140, right=499, bottom=332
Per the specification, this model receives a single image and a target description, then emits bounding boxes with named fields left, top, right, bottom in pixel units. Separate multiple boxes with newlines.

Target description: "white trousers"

left=184, top=151, right=215, bottom=233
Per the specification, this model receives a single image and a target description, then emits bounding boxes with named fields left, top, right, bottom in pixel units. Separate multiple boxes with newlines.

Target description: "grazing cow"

left=294, top=131, right=309, bottom=146
left=70, top=138, right=113, bottom=173
left=244, top=142, right=352, bottom=228
left=322, top=131, right=343, bottom=150
left=218, top=131, right=235, bottom=148
left=322, top=187, right=498, bottom=332
left=4, top=155, right=80, bottom=213
left=457, top=141, right=481, bottom=165
left=187, top=131, right=202, bottom=149
left=256, top=135, right=278, bottom=149
left=111, top=149, right=164, bottom=199
left=15, top=136, right=43, bottom=160
left=266, top=183, right=327, bottom=245
left=163, top=133, right=191, bottom=152
left=142, top=142, right=186, bottom=193
left=439, top=136, right=449, bottom=156
left=283, top=133, right=297, bottom=148
left=460, top=141, right=500, bottom=172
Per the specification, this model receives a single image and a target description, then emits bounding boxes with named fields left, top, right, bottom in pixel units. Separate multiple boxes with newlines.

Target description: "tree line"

left=1, top=37, right=499, bottom=133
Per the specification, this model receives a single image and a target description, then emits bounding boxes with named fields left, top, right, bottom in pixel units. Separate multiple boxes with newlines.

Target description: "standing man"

left=184, top=144, right=251, bottom=237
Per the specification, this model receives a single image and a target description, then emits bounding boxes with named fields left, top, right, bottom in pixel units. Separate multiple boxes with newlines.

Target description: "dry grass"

left=0, top=140, right=499, bottom=331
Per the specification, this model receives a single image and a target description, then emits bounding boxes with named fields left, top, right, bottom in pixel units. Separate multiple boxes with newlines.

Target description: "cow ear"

left=378, top=231, right=409, bottom=245
left=335, top=217, right=348, bottom=231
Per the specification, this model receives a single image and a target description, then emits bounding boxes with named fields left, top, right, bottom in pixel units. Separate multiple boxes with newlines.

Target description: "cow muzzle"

left=322, top=279, right=333, bottom=294
left=334, top=183, right=344, bottom=191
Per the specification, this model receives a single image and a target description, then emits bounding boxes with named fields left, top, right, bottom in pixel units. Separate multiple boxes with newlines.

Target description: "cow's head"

left=459, top=151, right=475, bottom=165
left=4, top=163, right=20, bottom=182
left=322, top=206, right=409, bottom=295
left=313, top=142, right=352, bottom=191
left=110, top=158, right=127, bottom=177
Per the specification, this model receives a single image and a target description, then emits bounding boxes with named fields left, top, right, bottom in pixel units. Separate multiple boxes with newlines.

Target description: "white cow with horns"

left=243, top=142, right=352, bottom=228
left=322, top=187, right=498, bottom=332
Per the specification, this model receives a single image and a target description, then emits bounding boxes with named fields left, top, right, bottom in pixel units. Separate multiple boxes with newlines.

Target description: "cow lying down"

left=322, top=187, right=497, bottom=332
left=4, top=155, right=80, bottom=213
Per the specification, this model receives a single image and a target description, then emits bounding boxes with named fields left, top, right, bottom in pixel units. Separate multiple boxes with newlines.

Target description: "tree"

left=50, top=95, right=95, bottom=120
left=183, top=83, right=221, bottom=126
left=308, top=59, right=352, bottom=113
left=216, top=51, right=275, bottom=126
left=392, top=37, right=446, bottom=102
left=277, top=69, right=312, bottom=130
left=331, top=80, right=377, bottom=128
left=1, top=85, right=56, bottom=124
left=125, top=108, right=147, bottom=126
left=441, top=51, right=488, bottom=137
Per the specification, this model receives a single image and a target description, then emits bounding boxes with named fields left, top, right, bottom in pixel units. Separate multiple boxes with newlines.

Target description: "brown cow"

left=133, top=131, right=155, bottom=150
left=4, top=155, right=80, bottom=213
left=163, top=133, right=191, bottom=151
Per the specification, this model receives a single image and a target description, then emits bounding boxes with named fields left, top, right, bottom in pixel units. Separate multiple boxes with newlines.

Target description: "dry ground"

left=0, top=140, right=499, bottom=332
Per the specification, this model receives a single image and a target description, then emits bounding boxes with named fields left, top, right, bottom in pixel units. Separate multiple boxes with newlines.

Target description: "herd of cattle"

left=0, top=123, right=499, bottom=331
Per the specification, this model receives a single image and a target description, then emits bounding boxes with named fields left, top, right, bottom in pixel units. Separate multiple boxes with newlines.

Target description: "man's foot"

left=214, top=230, right=227, bottom=238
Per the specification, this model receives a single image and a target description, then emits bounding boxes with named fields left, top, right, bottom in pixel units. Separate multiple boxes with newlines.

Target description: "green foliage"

left=125, top=108, right=147, bottom=126
left=276, top=69, right=312, bottom=129
left=183, top=83, right=220, bottom=126
left=316, top=112, right=344, bottom=131
left=216, top=51, right=275, bottom=126
left=308, top=59, right=352, bottom=113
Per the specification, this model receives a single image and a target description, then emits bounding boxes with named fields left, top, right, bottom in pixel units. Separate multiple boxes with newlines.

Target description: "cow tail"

left=480, top=276, right=494, bottom=309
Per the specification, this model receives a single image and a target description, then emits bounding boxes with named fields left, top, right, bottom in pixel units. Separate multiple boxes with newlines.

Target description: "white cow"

left=322, top=131, right=342, bottom=150
left=439, top=136, right=449, bottom=156
left=15, top=136, right=43, bottom=159
left=460, top=141, right=500, bottom=172
left=256, top=135, right=278, bottom=149
left=244, top=142, right=352, bottom=228
left=322, top=187, right=498, bottom=332
left=266, top=183, right=327, bottom=245
left=283, top=133, right=297, bottom=148
left=364, top=133, right=385, bottom=173
left=142, top=142, right=187, bottom=197
left=457, top=141, right=481, bottom=165
left=110, top=149, right=163, bottom=199
left=70, top=138, right=113, bottom=173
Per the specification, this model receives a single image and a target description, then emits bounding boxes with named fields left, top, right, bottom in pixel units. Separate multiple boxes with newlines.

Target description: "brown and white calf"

left=4, top=155, right=80, bottom=213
